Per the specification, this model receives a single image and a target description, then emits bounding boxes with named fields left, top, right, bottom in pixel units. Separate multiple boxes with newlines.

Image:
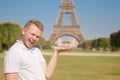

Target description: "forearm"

left=44, top=47, right=72, bottom=78
left=45, top=50, right=58, bottom=78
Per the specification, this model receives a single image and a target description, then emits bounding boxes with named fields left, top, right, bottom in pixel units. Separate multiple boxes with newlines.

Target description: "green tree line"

left=110, top=30, right=120, bottom=51
left=0, top=22, right=21, bottom=51
left=81, top=37, right=110, bottom=51
left=80, top=30, right=120, bottom=51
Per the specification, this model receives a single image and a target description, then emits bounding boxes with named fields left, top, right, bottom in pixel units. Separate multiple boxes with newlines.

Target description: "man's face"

left=21, top=24, right=42, bottom=48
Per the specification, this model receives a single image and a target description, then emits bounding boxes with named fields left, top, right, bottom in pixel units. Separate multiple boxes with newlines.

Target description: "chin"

left=26, top=44, right=33, bottom=48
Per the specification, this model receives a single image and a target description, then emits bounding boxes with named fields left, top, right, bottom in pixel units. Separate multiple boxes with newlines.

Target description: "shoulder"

left=5, top=42, right=23, bottom=58
left=9, top=43, right=20, bottom=53
left=32, top=47, right=42, bottom=54
left=32, top=46, right=41, bottom=51
left=32, top=47, right=45, bottom=61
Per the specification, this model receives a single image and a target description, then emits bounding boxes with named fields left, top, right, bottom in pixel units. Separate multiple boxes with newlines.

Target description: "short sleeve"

left=4, top=50, right=20, bottom=73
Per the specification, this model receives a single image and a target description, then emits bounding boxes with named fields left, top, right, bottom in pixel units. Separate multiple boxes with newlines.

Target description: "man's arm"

left=41, top=47, right=72, bottom=78
left=4, top=73, right=18, bottom=80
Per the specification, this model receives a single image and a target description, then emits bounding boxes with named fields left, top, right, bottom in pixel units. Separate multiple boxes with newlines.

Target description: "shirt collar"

left=16, top=40, right=34, bottom=51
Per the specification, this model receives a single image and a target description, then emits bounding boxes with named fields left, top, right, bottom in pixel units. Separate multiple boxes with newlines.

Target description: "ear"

left=22, top=28, right=25, bottom=35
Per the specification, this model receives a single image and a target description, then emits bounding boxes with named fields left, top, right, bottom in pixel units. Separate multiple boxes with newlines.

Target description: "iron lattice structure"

left=49, top=0, right=85, bottom=44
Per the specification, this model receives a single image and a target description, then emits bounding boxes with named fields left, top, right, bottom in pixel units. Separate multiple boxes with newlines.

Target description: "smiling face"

left=21, top=24, right=42, bottom=48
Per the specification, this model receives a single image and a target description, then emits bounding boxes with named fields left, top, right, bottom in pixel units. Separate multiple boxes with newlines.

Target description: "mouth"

left=28, top=38, right=35, bottom=47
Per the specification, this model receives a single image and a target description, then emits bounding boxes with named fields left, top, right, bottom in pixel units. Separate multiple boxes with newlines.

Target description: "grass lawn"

left=46, top=55, right=120, bottom=80
left=0, top=55, right=120, bottom=80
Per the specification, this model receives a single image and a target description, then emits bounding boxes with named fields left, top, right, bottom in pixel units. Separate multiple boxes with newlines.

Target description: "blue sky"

left=0, top=0, right=120, bottom=40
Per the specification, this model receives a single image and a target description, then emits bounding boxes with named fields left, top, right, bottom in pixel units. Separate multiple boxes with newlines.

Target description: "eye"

left=31, top=33, right=35, bottom=36
left=36, top=34, right=41, bottom=38
left=36, top=36, right=40, bottom=39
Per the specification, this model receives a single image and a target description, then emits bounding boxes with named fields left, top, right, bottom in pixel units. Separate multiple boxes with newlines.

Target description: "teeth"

left=30, top=39, right=34, bottom=43
left=30, top=41, right=33, bottom=43
left=29, top=39, right=33, bottom=44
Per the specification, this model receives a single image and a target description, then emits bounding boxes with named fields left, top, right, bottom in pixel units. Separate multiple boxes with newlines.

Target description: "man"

left=4, top=19, right=72, bottom=80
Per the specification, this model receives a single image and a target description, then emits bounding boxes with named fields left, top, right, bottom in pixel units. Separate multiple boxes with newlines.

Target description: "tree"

left=0, top=23, right=3, bottom=51
left=97, top=38, right=110, bottom=47
left=83, top=37, right=110, bottom=51
left=0, top=22, right=21, bottom=50
left=110, top=30, right=120, bottom=51
left=116, top=30, right=120, bottom=47
left=91, top=39, right=97, bottom=48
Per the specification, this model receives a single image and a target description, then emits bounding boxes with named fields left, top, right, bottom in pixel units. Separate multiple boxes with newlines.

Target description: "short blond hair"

left=24, top=19, right=43, bottom=32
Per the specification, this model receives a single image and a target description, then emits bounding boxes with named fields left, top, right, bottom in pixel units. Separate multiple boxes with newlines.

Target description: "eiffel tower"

left=49, top=0, right=85, bottom=44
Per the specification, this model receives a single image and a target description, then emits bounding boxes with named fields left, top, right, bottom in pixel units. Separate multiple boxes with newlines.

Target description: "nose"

left=33, top=35, right=39, bottom=41
left=33, top=36, right=37, bottom=40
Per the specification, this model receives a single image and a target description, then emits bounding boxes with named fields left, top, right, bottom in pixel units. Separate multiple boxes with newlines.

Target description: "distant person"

left=4, top=19, right=72, bottom=80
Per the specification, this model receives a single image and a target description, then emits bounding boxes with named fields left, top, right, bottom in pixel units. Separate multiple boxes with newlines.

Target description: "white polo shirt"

left=4, top=40, right=46, bottom=80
